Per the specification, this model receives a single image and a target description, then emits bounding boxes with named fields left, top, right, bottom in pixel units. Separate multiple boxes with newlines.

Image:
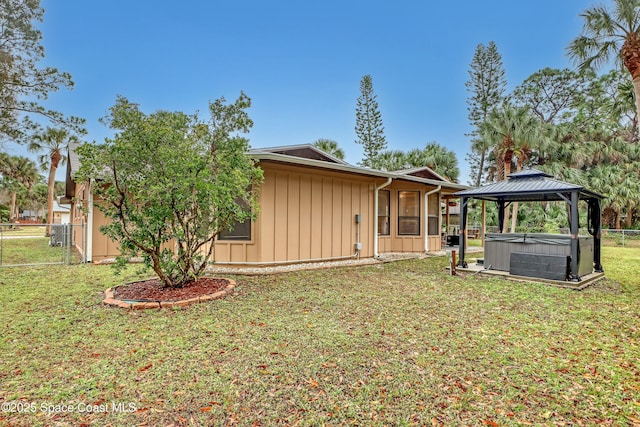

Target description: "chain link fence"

left=601, top=229, right=640, bottom=248
left=464, top=224, right=640, bottom=248
left=0, top=223, right=84, bottom=267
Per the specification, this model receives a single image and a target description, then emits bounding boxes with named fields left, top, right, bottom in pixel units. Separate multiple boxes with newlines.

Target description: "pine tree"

left=355, top=75, right=387, bottom=169
left=0, top=0, right=84, bottom=142
left=466, top=41, right=506, bottom=186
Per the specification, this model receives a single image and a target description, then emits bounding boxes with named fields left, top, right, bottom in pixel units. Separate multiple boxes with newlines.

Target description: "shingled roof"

left=454, top=169, right=604, bottom=202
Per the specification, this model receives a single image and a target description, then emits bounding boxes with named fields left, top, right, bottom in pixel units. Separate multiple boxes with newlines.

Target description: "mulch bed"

left=114, top=277, right=230, bottom=302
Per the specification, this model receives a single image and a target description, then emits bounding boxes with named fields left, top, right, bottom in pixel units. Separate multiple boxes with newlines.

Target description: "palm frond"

left=613, top=0, right=640, bottom=32
left=583, top=6, right=618, bottom=37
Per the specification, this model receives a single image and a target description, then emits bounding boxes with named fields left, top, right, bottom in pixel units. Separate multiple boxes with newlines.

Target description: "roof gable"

left=394, top=166, right=448, bottom=182
left=249, top=144, right=348, bottom=165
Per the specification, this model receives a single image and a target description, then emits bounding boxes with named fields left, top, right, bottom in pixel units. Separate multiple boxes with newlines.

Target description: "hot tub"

left=484, top=233, right=594, bottom=280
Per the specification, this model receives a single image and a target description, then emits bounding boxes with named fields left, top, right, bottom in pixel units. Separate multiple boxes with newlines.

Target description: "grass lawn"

left=0, top=238, right=70, bottom=266
left=1, top=247, right=639, bottom=426
left=0, top=225, right=47, bottom=237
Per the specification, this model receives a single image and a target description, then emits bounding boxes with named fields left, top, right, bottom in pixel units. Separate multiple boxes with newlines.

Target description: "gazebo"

left=454, top=169, right=604, bottom=282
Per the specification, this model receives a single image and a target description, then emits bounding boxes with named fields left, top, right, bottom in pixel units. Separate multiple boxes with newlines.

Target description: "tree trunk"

left=475, top=149, right=486, bottom=187
left=501, top=154, right=512, bottom=233
left=502, top=205, right=511, bottom=233
left=631, top=75, right=640, bottom=137
left=45, top=150, right=62, bottom=236
left=626, top=206, right=634, bottom=228
left=45, top=164, right=57, bottom=236
left=510, top=161, right=523, bottom=232
left=10, top=191, right=17, bottom=222
left=621, top=34, right=640, bottom=138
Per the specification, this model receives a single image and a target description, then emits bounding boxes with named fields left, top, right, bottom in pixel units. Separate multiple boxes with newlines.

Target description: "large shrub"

left=76, top=94, right=263, bottom=288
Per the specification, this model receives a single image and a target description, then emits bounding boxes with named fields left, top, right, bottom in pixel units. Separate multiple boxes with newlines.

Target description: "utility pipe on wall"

left=424, top=185, right=441, bottom=252
left=373, top=177, right=393, bottom=257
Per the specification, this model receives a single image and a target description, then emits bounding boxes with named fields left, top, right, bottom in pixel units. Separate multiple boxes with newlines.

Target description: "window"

left=378, top=190, right=390, bottom=235
left=218, top=218, right=251, bottom=240
left=398, top=191, right=420, bottom=235
left=218, top=197, right=252, bottom=241
left=427, top=193, right=439, bottom=236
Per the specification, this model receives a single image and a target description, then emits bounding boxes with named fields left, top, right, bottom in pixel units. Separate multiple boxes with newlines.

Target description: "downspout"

left=374, top=177, right=393, bottom=258
left=424, top=185, right=441, bottom=252
left=86, top=179, right=94, bottom=263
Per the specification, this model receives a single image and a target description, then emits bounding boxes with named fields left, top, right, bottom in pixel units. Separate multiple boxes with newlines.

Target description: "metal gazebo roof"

left=454, top=169, right=604, bottom=202
left=452, top=168, right=604, bottom=282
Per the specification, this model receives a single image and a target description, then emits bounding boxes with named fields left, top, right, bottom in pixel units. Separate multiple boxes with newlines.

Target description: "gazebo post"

left=457, top=196, right=468, bottom=268
left=481, top=200, right=486, bottom=247
left=445, top=200, right=450, bottom=235
left=591, top=198, right=604, bottom=273
left=569, top=191, right=580, bottom=281
left=497, top=200, right=505, bottom=233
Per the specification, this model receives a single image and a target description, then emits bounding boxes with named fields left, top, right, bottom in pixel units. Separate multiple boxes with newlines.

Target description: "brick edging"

left=103, top=279, right=236, bottom=310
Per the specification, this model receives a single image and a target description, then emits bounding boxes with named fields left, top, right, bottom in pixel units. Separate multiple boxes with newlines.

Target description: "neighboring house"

left=18, top=202, right=69, bottom=224
left=20, top=210, right=42, bottom=221
left=64, top=144, right=468, bottom=265
left=52, top=200, right=71, bottom=224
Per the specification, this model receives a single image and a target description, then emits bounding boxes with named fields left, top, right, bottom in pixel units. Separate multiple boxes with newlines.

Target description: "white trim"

left=374, top=178, right=393, bottom=257
left=424, top=186, right=441, bottom=252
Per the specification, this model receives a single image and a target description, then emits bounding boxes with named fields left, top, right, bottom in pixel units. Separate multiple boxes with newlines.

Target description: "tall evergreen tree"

left=0, top=0, right=84, bottom=143
left=355, top=74, right=387, bottom=169
left=465, top=41, right=507, bottom=186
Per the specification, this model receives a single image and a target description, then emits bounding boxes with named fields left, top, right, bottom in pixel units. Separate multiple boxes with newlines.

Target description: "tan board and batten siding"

left=213, top=162, right=375, bottom=264
left=72, top=164, right=447, bottom=264
left=67, top=144, right=461, bottom=264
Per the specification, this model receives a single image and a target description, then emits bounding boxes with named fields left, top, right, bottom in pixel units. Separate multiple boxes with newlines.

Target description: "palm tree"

left=374, top=143, right=460, bottom=181
left=589, top=164, right=636, bottom=229
left=28, top=127, right=76, bottom=235
left=1, top=155, right=39, bottom=222
left=312, top=138, right=345, bottom=160
left=567, top=0, right=640, bottom=126
left=376, top=149, right=409, bottom=171
left=406, top=142, right=460, bottom=182
left=480, top=104, right=540, bottom=231
left=509, top=125, right=541, bottom=232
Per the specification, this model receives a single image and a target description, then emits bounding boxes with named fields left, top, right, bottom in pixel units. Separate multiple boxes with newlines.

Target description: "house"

left=19, top=201, right=69, bottom=224
left=64, top=144, right=468, bottom=265
left=52, top=200, right=71, bottom=224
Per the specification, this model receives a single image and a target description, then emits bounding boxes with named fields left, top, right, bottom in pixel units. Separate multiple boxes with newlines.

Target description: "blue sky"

left=7, top=0, right=592, bottom=183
